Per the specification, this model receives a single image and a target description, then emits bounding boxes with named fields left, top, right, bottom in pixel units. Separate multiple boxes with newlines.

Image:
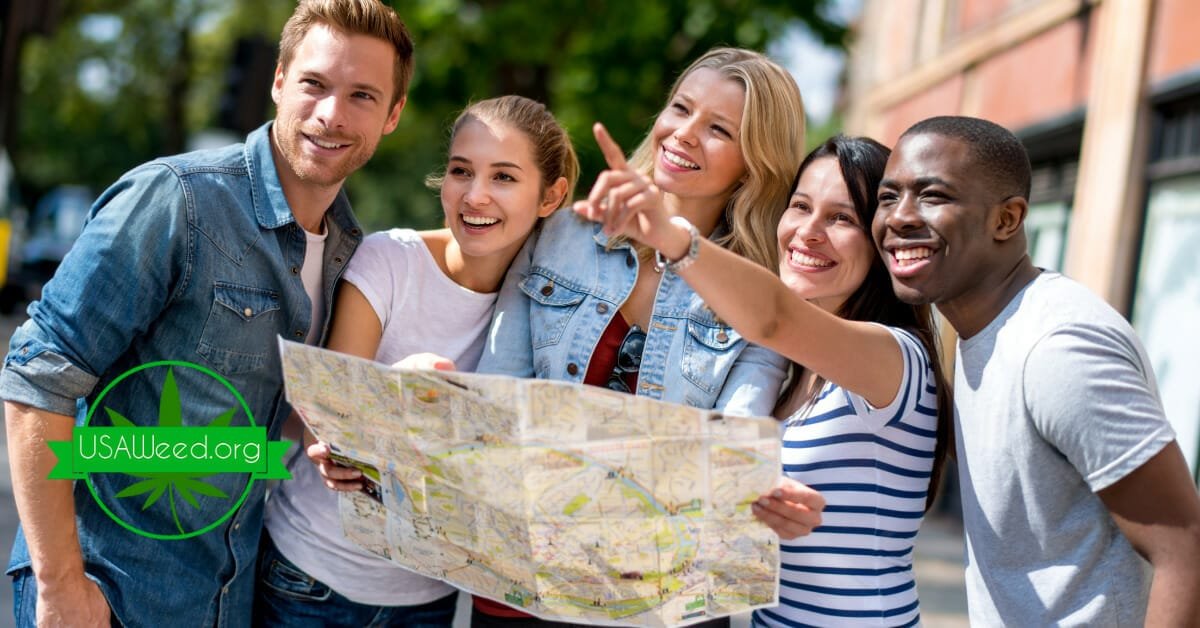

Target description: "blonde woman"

left=473, top=47, right=822, bottom=627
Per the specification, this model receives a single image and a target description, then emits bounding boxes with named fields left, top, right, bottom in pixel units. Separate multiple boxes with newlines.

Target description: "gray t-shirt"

left=955, top=271, right=1175, bottom=626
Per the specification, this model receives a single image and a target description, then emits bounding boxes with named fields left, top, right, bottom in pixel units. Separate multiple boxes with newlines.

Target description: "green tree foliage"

left=15, top=0, right=226, bottom=194
left=13, top=0, right=846, bottom=230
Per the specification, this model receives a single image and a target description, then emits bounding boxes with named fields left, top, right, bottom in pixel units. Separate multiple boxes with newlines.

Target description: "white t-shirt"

left=754, top=327, right=936, bottom=628
left=955, top=271, right=1174, bottom=626
left=264, top=228, right=498, bottom=606
left=301, top=224, right=327, bottom=344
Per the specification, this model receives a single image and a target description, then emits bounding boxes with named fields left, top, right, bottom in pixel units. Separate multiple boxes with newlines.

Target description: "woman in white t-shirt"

left=578, top=133, right=952, bottom=627
left=255, top=95, right=578, bottom=627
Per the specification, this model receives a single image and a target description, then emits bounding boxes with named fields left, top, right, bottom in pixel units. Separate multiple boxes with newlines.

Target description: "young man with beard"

left=0, top=1, right=411, bottom=625
left=873, top=115, right=1200, bottom=626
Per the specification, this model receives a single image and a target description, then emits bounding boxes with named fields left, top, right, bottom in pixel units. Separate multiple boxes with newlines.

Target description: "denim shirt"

left=478, top=210, right=786, bottom=417
left=0, top=123, right=361, bottom=627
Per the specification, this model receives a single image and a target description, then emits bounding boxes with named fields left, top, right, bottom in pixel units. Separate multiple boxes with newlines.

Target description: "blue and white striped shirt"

left=754, top=327, right=938, bottom=628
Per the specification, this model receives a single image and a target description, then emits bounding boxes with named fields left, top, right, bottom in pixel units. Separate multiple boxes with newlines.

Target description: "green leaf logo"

left=108, top=367, right=237, bottom=534
left=69, top=360, right=270, bottom=540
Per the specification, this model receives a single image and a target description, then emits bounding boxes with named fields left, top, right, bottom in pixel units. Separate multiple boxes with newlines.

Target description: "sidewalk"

left=913, top=512, right=969, bottom=627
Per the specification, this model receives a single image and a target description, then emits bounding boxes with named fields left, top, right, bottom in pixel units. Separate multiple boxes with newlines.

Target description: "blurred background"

left=3, top=0, right=1200, bottom=625
left=0, top=0, right=854, bottom=313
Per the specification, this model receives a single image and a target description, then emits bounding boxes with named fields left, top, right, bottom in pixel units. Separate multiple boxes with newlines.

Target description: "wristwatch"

left=654, top=216, right=701, bottom=273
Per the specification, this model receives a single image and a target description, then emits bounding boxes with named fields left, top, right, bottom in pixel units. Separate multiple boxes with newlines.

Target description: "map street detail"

left=279, top=339, right=782, bottom=627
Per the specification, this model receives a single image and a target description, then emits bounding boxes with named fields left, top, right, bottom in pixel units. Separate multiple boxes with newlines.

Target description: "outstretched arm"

left=575, top=123, right=903, bottom=407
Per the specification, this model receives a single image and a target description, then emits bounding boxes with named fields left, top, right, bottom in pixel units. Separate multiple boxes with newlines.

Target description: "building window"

left=1020, top=118, right=1081, bottom=272
left=1025, top=159, right=1076, bottom=271
left=1132, top=93, right=1200, bottom=480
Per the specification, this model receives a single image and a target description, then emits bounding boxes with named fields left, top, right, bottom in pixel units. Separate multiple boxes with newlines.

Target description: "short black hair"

left=901, top=116, right=1032, bottom=200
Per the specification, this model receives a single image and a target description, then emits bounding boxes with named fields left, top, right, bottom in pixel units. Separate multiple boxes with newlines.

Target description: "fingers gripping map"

left=278, top=340, right=781, bottom=626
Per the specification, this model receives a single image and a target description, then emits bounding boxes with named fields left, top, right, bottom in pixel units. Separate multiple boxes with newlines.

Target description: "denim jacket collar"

left=246, top=123, right=295, bottom=230
left=244, top=122, right=360, bottom=239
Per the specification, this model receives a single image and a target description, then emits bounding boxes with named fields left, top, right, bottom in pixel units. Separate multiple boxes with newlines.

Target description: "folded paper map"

left=278, top=339, right=781, bottom=626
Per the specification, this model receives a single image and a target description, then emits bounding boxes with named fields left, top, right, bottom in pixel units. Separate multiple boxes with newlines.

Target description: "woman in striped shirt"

left=578, top=133, right=951, bottom=627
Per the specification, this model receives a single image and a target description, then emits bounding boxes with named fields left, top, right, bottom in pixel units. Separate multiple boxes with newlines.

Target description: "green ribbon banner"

left=48, top=427, right=291, bottom=480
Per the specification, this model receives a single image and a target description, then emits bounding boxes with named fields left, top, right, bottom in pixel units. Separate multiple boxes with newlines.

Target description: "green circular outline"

left=83, top=360, right=257, bottom=540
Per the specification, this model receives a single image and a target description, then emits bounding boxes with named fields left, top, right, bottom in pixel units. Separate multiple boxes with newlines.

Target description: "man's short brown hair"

left=278, top=0, right=414, bottom=107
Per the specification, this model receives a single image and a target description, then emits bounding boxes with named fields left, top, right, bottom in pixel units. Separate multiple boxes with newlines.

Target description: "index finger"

left=593, top=122, right=629, bottom=170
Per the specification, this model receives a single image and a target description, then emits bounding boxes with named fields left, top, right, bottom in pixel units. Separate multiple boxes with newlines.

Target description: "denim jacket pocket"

left=196, top=281, right=280, bottom=376
left=680, top=318, right=743, bottom=395
left=519, top=269, right=587, bottom=349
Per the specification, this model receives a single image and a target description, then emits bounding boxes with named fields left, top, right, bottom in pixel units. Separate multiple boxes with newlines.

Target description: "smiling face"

left=777, top=157, right=876, bottom=314
left=873, top=132, right=1005, bottom=307
left=440, top=117, right=559, bottom=264
left=649, top=68, right=748, bottom=215
left=271, top=23, right=403, bottom=192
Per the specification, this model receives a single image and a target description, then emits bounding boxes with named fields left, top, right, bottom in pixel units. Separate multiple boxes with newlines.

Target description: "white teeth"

left=462, top=215, right=499, bottom=226
left=662, top=150, right=700, bottom=170
left=311, top=137, right=345, bottom=149
left=894, top=247, right=933, bottom=261
left=789, top=250, right=833, bottom=267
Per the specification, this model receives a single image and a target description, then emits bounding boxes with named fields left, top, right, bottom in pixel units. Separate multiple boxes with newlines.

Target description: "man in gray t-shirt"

left=872, top=115, right=1200, bottom=625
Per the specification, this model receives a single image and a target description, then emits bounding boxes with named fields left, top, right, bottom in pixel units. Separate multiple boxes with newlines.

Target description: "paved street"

left=0, top=312, right=967, bottom=627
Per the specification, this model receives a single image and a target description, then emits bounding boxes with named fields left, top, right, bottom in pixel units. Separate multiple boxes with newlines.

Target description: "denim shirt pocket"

left=196, top=282, right=281, bottom=376
left=519, top=268, right=587, bottom=349
left=680, top=317, right=743, bottom=395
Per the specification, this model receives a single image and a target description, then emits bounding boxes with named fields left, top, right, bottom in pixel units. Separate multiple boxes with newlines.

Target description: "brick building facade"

left=844, top=0, right=1200, bottom=480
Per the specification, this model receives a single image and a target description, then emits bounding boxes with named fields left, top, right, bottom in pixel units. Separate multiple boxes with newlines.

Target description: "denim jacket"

left=0, top=123, right=361, bottom=627
left=478, top=210, right=786, bottom=416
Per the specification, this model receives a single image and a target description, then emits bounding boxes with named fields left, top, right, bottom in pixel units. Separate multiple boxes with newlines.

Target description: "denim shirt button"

left=596, top=303, right=608, bottom=314
left=293, top=330, right=304, bottom=338
left=540, top=284, right=554, bottom=297
left=625, top=254, right=635, bottom=267
left=566, top=363, right=579, bottom=376
left=243, top=307, right=253, bottom=317
left=290, top=266, right=300, bottom=275
left=717, top=331, right=729, bottom=343
left=334, top=256, right=343, bottom=264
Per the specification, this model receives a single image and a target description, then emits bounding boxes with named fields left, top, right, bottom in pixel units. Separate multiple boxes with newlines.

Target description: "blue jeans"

left=252, top=533, right=458, bottom=627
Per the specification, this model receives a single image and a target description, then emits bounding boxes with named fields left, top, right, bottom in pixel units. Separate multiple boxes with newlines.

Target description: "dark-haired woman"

left=579, top=133, right=951, bottom=627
